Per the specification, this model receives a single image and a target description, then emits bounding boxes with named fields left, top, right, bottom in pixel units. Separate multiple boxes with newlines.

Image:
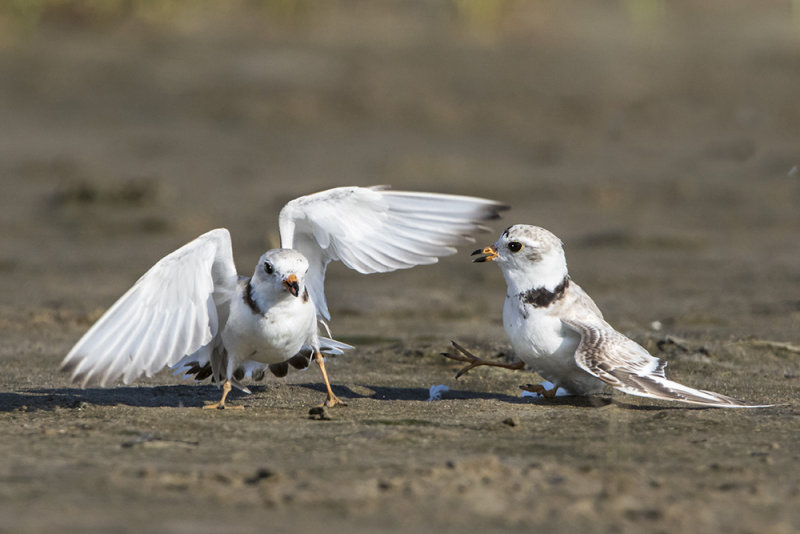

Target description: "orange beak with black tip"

left=282, top=274, right=300, bottom=297
left=472, top=245, right=498, bottom=262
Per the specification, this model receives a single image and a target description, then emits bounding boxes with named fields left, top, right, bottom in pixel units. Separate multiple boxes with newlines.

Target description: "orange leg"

left=314, top=351, right=346, bottom=407
left=441, top=341, right=525, bottom=379
left=203, top=380, right=244, bottom=410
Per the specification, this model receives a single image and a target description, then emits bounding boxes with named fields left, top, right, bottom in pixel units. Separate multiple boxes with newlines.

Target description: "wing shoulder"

left=562, top=282, right=604, bottom=321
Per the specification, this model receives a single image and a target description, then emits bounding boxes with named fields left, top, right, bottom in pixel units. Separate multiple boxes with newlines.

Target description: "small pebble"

left=502, top=416, right=520, bottom=427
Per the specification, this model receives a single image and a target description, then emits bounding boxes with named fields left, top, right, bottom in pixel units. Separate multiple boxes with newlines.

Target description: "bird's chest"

left=222, top=297, right=316, bottom=363
left=503, top=297, right=565, bottom=359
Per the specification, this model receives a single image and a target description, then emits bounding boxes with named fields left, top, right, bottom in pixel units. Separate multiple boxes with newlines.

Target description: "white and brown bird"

left=61, top=185, right=507, bottom=408
left=444, top=224, right=768, bottom=408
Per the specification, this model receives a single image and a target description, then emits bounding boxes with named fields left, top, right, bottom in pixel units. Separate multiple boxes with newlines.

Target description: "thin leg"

left=520, top=383, right=559, bottom=399
left=441, top=341, right=525, bottom=379
left=203, top=380, right=244, bottom=410
left=314, top=351, right=346, bottom=407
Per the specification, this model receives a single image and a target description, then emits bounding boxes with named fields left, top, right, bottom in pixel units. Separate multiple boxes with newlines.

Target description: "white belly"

left=222, top=295, right=317, bottom=364
left=503, top=297, right=605, bottom=394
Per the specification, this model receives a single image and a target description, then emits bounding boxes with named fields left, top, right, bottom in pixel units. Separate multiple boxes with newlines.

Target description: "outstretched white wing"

left=278, top=185, right=507, bottom=320
left=61, top=228, right=239, bottom=387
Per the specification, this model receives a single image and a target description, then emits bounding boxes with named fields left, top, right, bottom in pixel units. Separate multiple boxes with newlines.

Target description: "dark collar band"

left=244, top=279, right=262, bottom=315
left=519, top=276, right=570, bottom=308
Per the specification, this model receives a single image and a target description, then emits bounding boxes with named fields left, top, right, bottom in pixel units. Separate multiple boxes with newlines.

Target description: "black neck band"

left=244, top=279, right=261, bottom=315
left=519, top=276, right=570, bottom=308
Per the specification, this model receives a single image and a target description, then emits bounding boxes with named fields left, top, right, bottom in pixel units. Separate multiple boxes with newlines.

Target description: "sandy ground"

left=1, top=2, right=799, bottom=533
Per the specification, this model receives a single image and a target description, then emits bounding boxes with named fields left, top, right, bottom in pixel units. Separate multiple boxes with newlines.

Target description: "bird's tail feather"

left=319, top=336, right=354, bottom=355
left=618, top=373, right=772, bottom=408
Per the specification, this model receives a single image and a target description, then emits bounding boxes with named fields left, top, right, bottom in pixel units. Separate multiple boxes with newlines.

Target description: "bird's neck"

left=517, top=276, right=570, bottom=308
left=243, top=278, right=264, bottom=315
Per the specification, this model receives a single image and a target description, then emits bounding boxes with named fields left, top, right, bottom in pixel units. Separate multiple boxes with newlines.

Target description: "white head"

left=252, top=248, right=309, bottom=300
left=472, top=225, right=569, bottom=294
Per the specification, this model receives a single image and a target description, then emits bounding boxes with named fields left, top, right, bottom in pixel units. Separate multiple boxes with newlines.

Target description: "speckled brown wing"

left=561, top=319, right=754, bottom=407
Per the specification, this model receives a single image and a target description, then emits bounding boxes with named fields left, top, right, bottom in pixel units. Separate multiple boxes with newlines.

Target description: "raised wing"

left=60, top=229, right=239, bottom=387
left=279, top=185, right=507, bottom=320
left=562, top=319, right=756, bottom=407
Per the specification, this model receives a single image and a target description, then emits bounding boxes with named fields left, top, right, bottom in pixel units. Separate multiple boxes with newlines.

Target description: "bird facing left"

left=60, top=185, right=508, bottom=409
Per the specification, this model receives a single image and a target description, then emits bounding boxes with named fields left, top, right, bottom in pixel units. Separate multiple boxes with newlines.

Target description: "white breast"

left=221, top=290, right=317, bottom=365
left=503, top=297, right=567, bottom=359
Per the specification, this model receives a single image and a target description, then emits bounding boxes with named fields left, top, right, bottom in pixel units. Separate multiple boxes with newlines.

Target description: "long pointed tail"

left=617, top=374, right=772, bottom=408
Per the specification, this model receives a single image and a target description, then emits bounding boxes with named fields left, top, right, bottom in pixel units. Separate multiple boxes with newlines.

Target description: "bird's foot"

left=441, top=341, right=524, bottom=378
left=520, top=383, right=559, bottom=399
left=202, top=380, right=243, bottom=409
left=319, top=393, right=347, bottom=408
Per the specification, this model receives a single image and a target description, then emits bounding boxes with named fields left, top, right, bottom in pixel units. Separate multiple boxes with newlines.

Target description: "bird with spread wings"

left=61, top=185, right=507, bottom=408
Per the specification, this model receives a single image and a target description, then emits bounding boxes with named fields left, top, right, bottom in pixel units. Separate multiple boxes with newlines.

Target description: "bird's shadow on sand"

left=1, top=384, right=530, bottom=411
left=299, top=383, right=622, bottom=407
left=1, top=384, right=713, bottom=412
left=300, top=383, right=528, bottom=404
left=0, top=385, right=219, bottom=412
left=313, top=384, right=721, bottom=410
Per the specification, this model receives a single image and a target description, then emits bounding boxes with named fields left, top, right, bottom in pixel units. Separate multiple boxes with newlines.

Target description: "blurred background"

left=2, top=0, right=798, bottom=342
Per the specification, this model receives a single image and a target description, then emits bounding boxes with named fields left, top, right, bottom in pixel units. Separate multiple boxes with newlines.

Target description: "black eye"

left=264, top=261, right=274, bottom=274
left=508, top=241, right=523, bottom=253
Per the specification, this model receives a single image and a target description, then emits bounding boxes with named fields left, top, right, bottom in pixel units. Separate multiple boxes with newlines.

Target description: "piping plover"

left=61, top=185, right=507, bottom=408
left=444, top=224, right=768, bottom=408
